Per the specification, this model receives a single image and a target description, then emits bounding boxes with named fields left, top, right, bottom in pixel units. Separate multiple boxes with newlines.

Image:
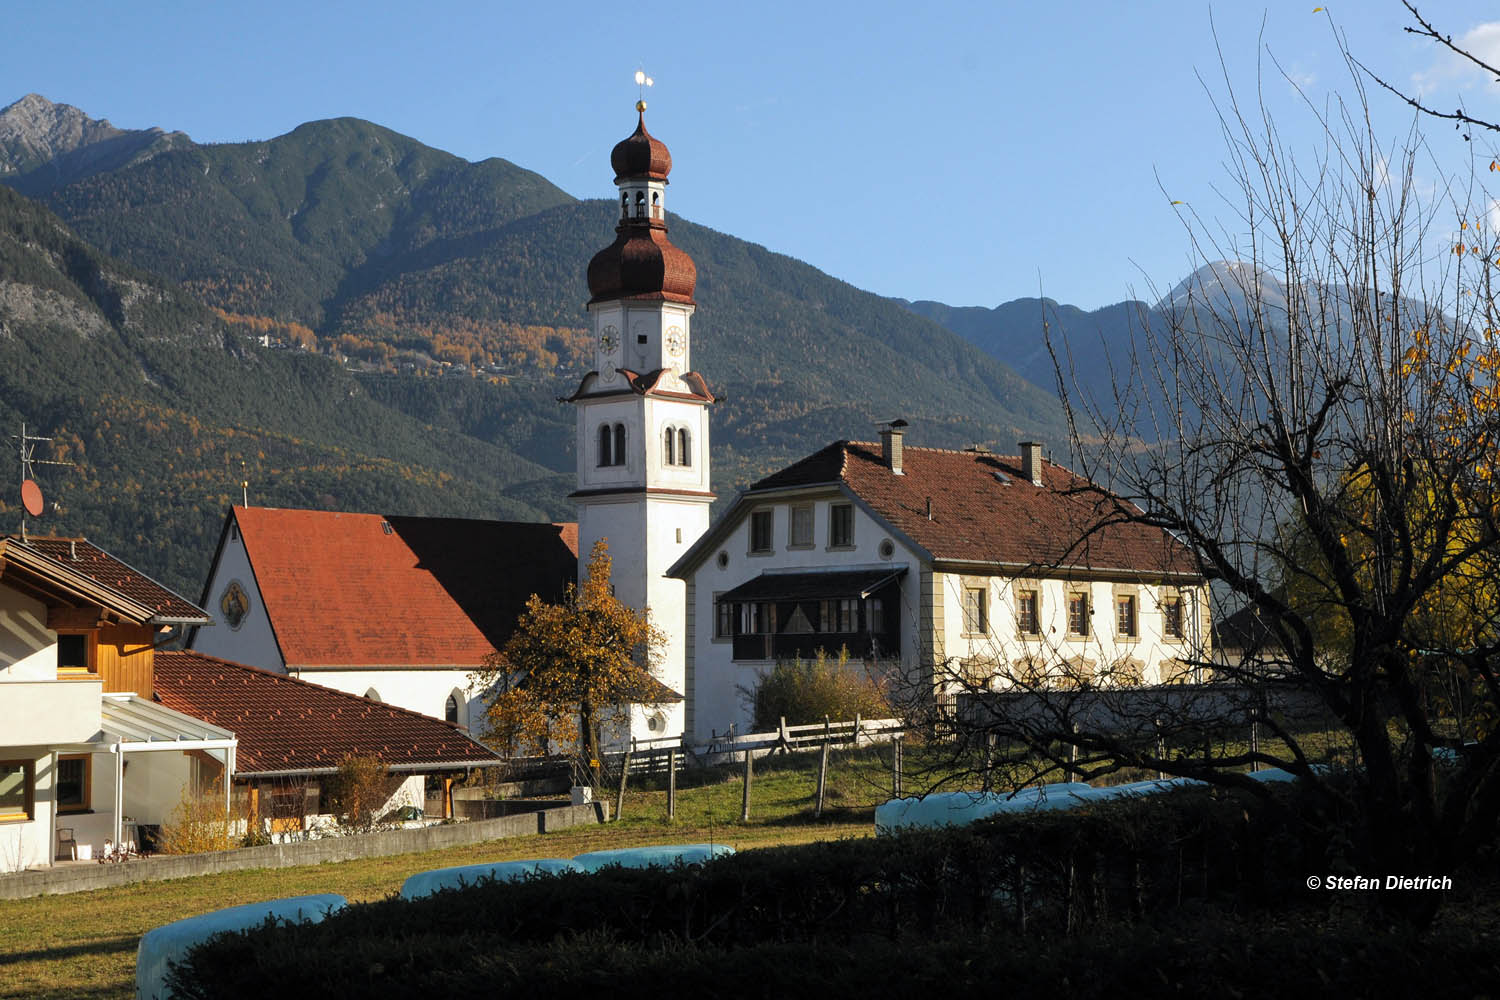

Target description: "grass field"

left=0, top=744, right=906, bottom=1000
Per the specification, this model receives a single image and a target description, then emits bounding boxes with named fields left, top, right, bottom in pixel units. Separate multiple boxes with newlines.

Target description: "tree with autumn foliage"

left=474, top=539, right=667, bottom=789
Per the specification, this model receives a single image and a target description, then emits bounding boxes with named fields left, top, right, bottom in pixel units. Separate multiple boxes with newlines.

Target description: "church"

left=192, top=101, right=1210, bottom=746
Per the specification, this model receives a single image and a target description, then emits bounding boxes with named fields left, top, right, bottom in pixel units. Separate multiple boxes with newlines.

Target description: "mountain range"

left=0, top=93, right=1161, bottom=595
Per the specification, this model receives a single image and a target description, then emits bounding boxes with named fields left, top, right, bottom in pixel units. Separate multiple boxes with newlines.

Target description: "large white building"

left=669, top=426, right=1211, bottom=739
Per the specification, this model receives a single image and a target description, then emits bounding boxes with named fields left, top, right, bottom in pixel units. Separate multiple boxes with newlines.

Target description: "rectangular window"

left=56, top=755, right=90, bottom=813
left=1017, top=590, right=1040, bottom=635
left=57, top=633, right=92, bottom=673
left=716, top=599, right=733, bottom=639
left=0, top=761, right=34, bottom=821
left=1068, top=593, right=1089, bottom=636
left=1163, top=597, right=1184, bottom=639
left=749, top=510, right=774, bottom=553
left=1116, top=595, right=1138, bottom=637
left=789, top=504, right=814, bottom=547
left=837, top=598, right=858, bottom=633
left=962, top=587, right=988, bottom=635
left=739, top=602, right=775, bottom=635
left=829, top=503, right=854, bottom=548
left=867, top=598, right=884, bottom=635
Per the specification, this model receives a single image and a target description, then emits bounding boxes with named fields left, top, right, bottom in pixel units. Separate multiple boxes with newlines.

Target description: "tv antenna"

left=10, top=422, right=73, bottom=541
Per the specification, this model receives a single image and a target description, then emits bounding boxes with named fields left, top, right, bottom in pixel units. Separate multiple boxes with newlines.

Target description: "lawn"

left=0, top=743, right=907, bottom=1000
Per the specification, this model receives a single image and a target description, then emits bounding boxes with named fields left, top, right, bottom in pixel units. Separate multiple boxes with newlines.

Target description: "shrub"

left=325, top=754, right=391, bottom=830
left=746, top=649, right=891, bottom=730
left=158, top=777, right=234, bottom=855
left=170, top=782, right=1413, bottom=997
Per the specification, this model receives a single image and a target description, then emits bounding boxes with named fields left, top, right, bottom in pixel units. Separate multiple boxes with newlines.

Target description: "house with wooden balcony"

left=0, top=536, right=235, bottom=872
left=668, top=423, right=1211, bottom=740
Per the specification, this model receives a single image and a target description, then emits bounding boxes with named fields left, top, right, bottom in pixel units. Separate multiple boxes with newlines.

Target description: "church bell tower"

left=568, top=100, right=714, bottom=741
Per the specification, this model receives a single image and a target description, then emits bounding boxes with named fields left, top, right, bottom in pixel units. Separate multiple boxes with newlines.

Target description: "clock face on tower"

left=598, top=325, right=619, bottom=354
left=665, top=326, right=684, bottom=357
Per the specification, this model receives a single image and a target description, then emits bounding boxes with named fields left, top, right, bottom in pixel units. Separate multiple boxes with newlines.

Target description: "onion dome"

left=611, top=103, right=672, bottom=181
left=588, top=228, right=697, bottom=304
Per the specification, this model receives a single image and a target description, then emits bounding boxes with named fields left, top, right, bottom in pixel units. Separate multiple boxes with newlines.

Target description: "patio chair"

left=56, top=828, right=77, bottom=861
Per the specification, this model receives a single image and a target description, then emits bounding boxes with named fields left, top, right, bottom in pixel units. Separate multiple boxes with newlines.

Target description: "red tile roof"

left=154, top=650, right=502, bottom=775
left=751, top=442, right=1202, bottom=577
left=19, top=537, right=210, bottom=622
left=226, top=508, right=578, bottom=669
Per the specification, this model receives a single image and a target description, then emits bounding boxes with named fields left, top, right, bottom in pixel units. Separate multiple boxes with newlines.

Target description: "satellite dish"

left=21, top=479, right=43, bottom=517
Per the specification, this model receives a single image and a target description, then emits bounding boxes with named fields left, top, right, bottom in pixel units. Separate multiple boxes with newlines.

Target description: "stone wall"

left=0, top=802, right=606, bottom=900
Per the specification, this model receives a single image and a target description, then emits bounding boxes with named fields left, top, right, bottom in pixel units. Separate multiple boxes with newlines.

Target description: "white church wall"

left=190, top=521, right=286, bottom=674
left=293, top=668, right=475, bottom=729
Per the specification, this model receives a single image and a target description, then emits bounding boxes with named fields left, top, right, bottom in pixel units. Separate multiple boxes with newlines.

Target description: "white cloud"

left=1410, top=20, right=1500, bottom=100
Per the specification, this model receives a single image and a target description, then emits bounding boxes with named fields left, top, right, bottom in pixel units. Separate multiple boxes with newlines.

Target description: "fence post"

left=1154, top=720, right=1165, bottom=781
left=615, top=743, right=633, bottom=822
left=892, top=733, right=904, bottom=799
left=1249, top=713, right=1260, bottom=773
left=816, top=717, right=831, bottom=818
left=667, top=747, right=678, bottom=819
left=983, top=732, right=996, bottom=793
left=853, top=713, right=862, bottom=746
left=740, top=744, right=753, bottom=822
left=1069, top=722, right=1079, bottom=771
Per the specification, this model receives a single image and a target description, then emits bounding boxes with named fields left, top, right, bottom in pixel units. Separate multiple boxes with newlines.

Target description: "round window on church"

left=716, top=551, right=729, bottom=569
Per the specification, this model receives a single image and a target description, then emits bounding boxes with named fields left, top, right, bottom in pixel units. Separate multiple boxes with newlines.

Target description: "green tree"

left=474, top=539, right=667, bottom=789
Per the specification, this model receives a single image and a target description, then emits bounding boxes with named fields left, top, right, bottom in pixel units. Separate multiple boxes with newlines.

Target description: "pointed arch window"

left=445, top=693, right=459, bottom=724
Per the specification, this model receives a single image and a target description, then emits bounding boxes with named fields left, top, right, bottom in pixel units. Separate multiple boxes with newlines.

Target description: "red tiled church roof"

left=21, top=537, right=210, bottom=622
left=752, top=442, right=1201, bottom=577
left=226, top=508, right=578, bottom=669
left=154, top=650, right=501, bottom=775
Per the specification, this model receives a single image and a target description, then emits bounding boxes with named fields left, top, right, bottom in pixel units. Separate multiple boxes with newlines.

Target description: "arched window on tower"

left=678, top=428, right=691, bottom=466
left=635, top=191, right=646, bottom=219
left=613, top=423, right=627, bottom=464
left=663, top=426, right=675, bottom=466
left=621, top=193, right=629, bottom=219
left=598, top=424, right=613, bottom=467
left=651, top=191, right=661, bottom=219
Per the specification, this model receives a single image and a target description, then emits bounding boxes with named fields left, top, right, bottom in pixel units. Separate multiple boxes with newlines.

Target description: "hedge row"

left=166, top=783, right=1418, bottom=997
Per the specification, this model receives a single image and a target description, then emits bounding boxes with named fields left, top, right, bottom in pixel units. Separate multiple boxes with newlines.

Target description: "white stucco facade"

left=676, top=483, right=1212, bottom=741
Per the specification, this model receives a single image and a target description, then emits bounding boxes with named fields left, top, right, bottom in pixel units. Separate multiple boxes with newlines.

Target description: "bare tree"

left=898, top=36, right=1500, bottom=924
left=1361, top=2, right=1500, bottom=140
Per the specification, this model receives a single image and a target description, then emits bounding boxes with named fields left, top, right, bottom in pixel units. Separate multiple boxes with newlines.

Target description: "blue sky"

left=5, top=1, right=1499, bottom=310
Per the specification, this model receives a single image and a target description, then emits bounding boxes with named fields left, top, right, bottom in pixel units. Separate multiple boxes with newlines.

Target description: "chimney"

left=879, top=418, right=908, bottom=475
left=1020, top=441, right=1043, bottom=486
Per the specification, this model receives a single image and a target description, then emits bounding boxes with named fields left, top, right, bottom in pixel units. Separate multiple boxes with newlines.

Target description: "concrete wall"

left=0, top=803, right=606, bottom=899
left=0, top=585, right=55, bottom=679
left=0, top=678, right=100, bottom=745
